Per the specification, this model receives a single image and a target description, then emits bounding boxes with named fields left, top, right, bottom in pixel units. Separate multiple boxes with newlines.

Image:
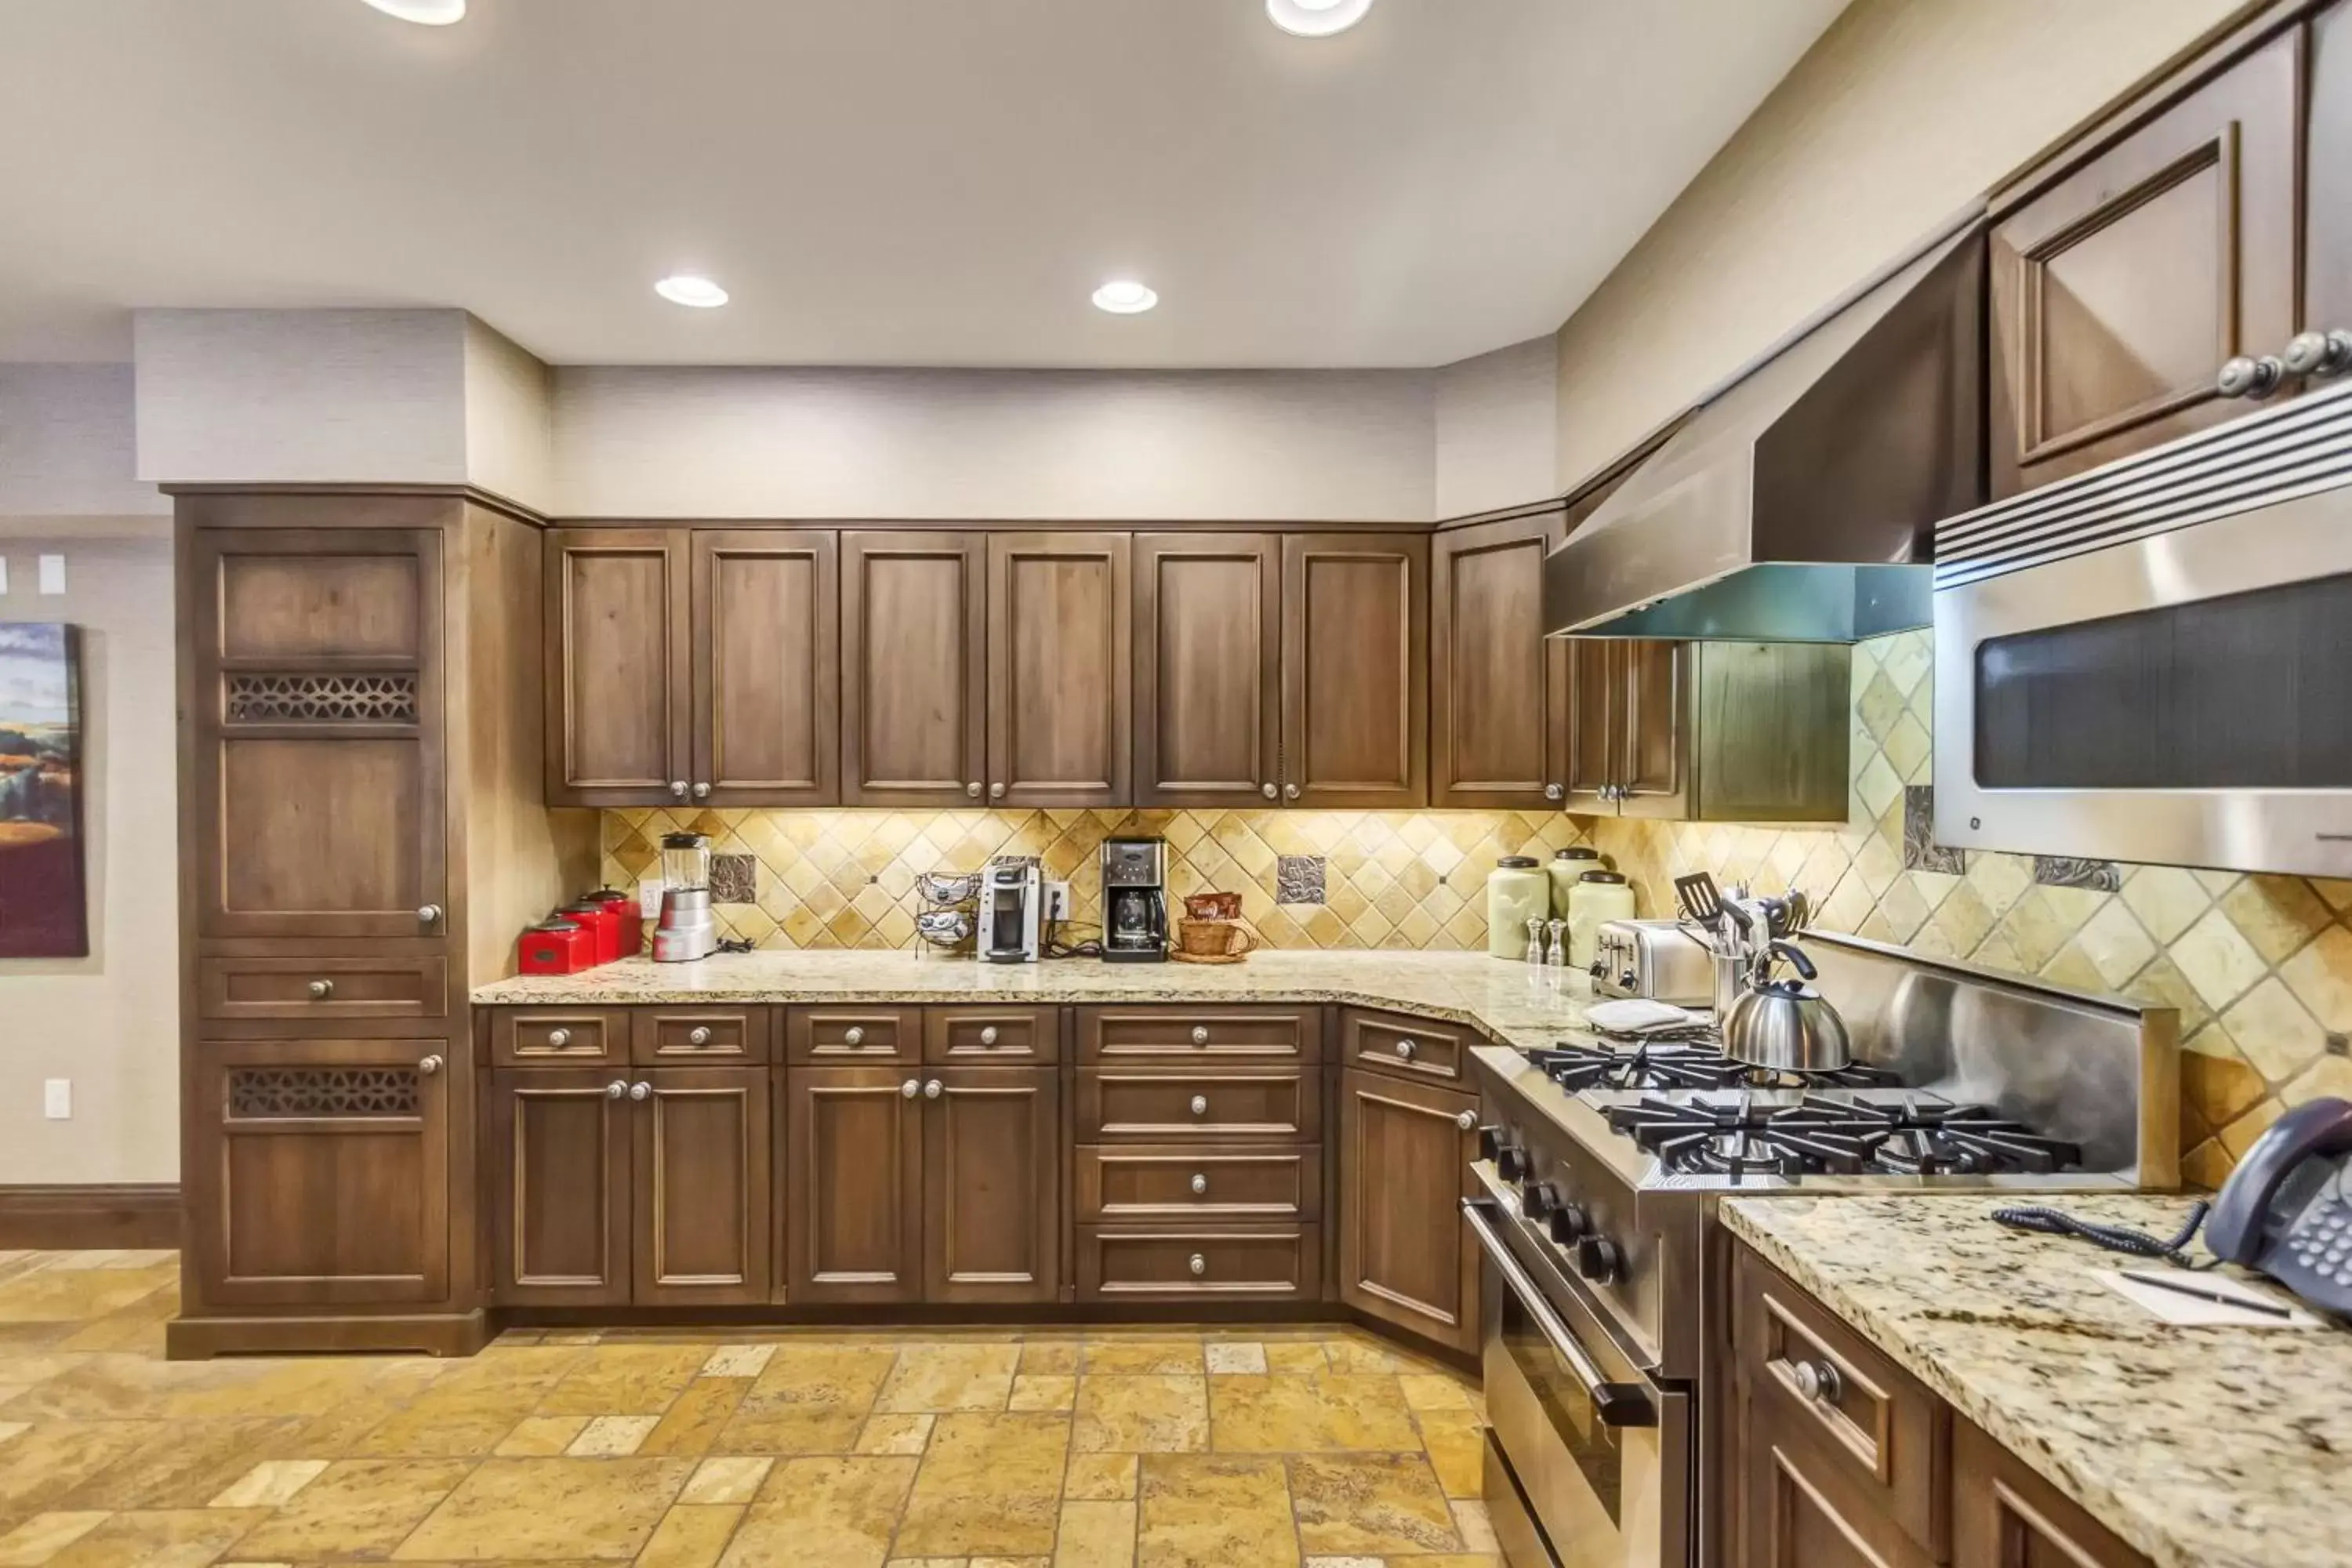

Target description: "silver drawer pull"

left=1790, top=1360, right=1843, bottom=1405
left=1455, top=1109, right=1477, bottom=1131
left=604, top=1080, right=627, bottom=1100
left=546, top=1028, right=572, bottom=1047
left=417, top=1054, right=444, bottom=1076
left=1189, top=1094, right=1209, bottom=1117
left=1395, top=1039, right=1417, bottom=1061
left=1189, top=1253, right=1207, bottom=1277
left=416, top=903, right=442, bottom=925
left=629, top=1081, right=651, bottom=1101
left=307, top=979, right=335, bottom=1000
left=687, top=1026, right=712, bottom=1046
left=1190, top=1173, right=1209, bottom=1196
left=844, top=1025, right=866, bottom=1046
left=1190, top=1025, right=1209, bottom=1045
left=901, top=1078, right=920, bottom=1098
left=979, top=1025, right=999, bottom=1045
left=924, top=1079, right=943, bottom=1099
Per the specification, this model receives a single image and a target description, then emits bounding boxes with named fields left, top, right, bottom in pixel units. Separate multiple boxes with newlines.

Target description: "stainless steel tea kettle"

left=1722, top=938, right=1852, bottom=1073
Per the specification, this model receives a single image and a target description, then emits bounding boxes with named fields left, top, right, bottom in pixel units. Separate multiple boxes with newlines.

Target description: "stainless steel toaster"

left=1590, top=918, right=1715, bottom=1007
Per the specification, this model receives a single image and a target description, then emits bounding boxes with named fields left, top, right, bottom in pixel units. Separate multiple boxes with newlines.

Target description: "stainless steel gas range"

left=1464, top=932, right=2179, bottom=1568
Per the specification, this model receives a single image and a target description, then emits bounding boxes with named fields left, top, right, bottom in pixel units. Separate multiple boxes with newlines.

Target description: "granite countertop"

left=471, top=948, right=1599, bottom=1050
left=1721, top=1193, right=2352, bottom=1568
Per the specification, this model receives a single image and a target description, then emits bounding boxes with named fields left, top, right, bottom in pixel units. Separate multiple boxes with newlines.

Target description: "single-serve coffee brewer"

left=1100, top=837, right=1169, bottom=963
left=652, top=831, right=716, bottom=963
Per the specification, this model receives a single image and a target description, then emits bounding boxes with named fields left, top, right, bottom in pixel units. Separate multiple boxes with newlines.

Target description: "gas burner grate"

left=1534, top=1042, right=1904, bottom=1095
left=1606, top=1090, right=2084, bottom=1181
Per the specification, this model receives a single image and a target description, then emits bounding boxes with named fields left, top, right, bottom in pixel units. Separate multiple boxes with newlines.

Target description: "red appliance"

left=517, top=918, right=595, bottom=975
left=558, top=898, right=622, bottom=965
left=582, top=887, right=642, bottom=957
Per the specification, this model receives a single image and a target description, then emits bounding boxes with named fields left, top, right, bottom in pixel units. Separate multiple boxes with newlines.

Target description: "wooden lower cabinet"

left=924, top=1069, right=1061, bottom=1303
left=489, top=1066, right=770, bottom=1308
left=1336, top=1067, right=1479, bottom=1352
left=784, top=1066, right=926, bottom=1304
left=187, top=1038, right=454, bottom=1308
left=1951, top=1418, right=2151, bottom=1568
left=1741, top=1422, right=1935, bottom=1568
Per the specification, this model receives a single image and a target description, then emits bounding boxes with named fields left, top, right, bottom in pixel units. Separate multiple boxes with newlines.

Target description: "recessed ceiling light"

left=654, top=275, right=729, bottom=309
left=1091, top=280, right=1158, bottom=315
left=358, top=0, right=467, bottom=24
left=1267, top=0, right=1374, bottom=38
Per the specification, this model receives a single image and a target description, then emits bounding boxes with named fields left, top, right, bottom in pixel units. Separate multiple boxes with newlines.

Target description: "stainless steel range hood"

left=1544, top=221, right=1985, bottom=642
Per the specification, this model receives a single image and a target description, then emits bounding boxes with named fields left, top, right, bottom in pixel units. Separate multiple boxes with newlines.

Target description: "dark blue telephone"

left=2206, top=1096, right=2352, bottom=1315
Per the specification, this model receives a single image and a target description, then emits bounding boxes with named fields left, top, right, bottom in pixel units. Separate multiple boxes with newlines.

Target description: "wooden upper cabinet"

left=1563, top=640, right=1622, bottom=809
left=544, top=529, right=688, bottom=806
left=2312, top=0, right=2352, bottom=341
left=1430, top=514, right=1569, bottom=809
left=1617, top=639, right=1691, bottom=818
left=1337, top=1069, right=1479, bottom=1353
left=986, top=532, right=1131, bottom=808
left=924, top=1068, right=1062, bottom=1304
left=1133, top=533, right=1283, bottom=808
left=187, top=527, right=448, bottom=941
left=1990, top=27, right=2303, bottom=496
left=1282, top=533, right=1428, bottom=808
left=691, top=530, right=839, bottom=806
left=841, top=532, right=987, bottom=808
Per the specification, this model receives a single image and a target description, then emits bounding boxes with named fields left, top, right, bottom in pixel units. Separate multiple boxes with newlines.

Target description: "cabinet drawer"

left=632, top=1007, right=771, bottom=1064
left=491, top=1009, right=629, bottom=1068
left=1077, top=1224, right=1320, bottom=1301
left=1076, top=1144, right=1323, bottom=1222
left=1736, top=1245, right=1947, bottom=1561
left=1340, top=1007, right=1469, bottom=1083
left=925, top=1005, right=1060, bottom=1065
left=1076, top=1006, right=1321, bottom=1063
left=1076, top=1068, right=1321, bottom=1142
left=785, top=1006, right=921, bottom=1065
left=198, top=954, right=447, bottom=1022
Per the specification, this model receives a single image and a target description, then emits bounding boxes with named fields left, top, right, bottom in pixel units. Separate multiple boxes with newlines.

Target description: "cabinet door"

left=1336, top=1069, right=1478, bottom=1352
left=187, top=528, right=448, bottom=940
left=923, top=1068, right=1062, bottom=1304
left=1282, top=533, right=1428, bottom=808
left=490, top=1069, right=630, bottom=1307
left=1951, top=1418, right=2151, bottom=1568
left=1133, top=533, right=1283, bottom=808
left=635, top=1068, right=772, bottom=1305
left=1690, top=643, right=1851, bottom=824
left=1430, top=514, right=1570, bottom=809
left=1740, top=1425, right=1932, bottom=1568
left=1989, top=30, right=2303, bottom=495
left=986, top=532, right=1131, bottom=808
left=690, top=530, right=837, bottom=806
left=2313, top=0, right=2352, bottom=341
left=1562, top=640, right=1622, bottom=814
left=1616, top=641, right=1690, bottom=818
left=841, top=532, right=987, bottom=808
left=544, top=529, right=688, bottom=805
left=783, top=1066, right=924, bottom=1303
left=187, top=1039, right=451, bottom=1307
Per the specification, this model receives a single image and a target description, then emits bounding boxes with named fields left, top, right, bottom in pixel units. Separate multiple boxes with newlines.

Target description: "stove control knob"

left=1619, top=969, right=1637, bottom=990
left=1496, top=1145, right=1530, bottom=1182
left=1521, top=1182, right=1559, bottom=1221
left=1575, top=1234, right=1622, bottom=1285
left=1476, top=1125, right=1507, bottom=1162
left=1548, top=1203, right=1592, bottom=1245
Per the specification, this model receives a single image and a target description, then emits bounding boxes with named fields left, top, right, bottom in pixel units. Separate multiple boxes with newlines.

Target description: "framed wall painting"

left=0, top=623, right=89, bottom=959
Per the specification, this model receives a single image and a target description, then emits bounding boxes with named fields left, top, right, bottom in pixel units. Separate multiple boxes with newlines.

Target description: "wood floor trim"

left=0, top=1184, right=182, bottom=1250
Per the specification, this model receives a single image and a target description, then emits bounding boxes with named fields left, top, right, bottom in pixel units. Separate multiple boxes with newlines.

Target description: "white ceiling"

left=0, top=0, right=1849, bottom=369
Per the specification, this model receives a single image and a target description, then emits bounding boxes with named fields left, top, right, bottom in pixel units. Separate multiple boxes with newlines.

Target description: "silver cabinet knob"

left=416, top=904, right=442, bottom=926
left=2285, top=328, right=2352, bottom=379
left=687, top=1026, right=711, bottom=1046
left=844, top=1026, right=866, bottom=1046
left=669, top=780, right=689, bottom=799
left=1190, top=1025, right=1210, bottom=1046
left=901, top=1078, right=920, bottom=1098
left=1260, top=782, right=1278, bottom=799
left=1456, top=1109, right=1478, bottom=1131
left=966, top=782, right=982, bottom=799
left=547, top=1028, right=572, bottom=1047
left=1190, top=1173, right=1209, bottom=1196
left=1283, top=782, right=1300, bottom=800
left=2218, top=354, right=2286, bottom=399
left=1395, top=1039, right=1417, bottom=1061
left=1189, top=1094, right=1209, bottom=1116
left=307, top=978, right=335, bottom=1000
left=1790, top=1360, right=1843, bottom=1405
left=989, top=782, right=1006, bottom=800
left=605, top=1080, right=628, bottom=1100
left=692, top=782, right=711, bottom=800
left=924, top=1079, right=943, bottom=1100
left=1545, top=782, right=1564, bottom=800
left=417, top=1054, right=444, bottom=1076
left=978, top=1025, right=999, bottom=1045
left=629, top=1081, right=652, bottom=1101
left=1189, top=1253, right=1207, bottom=1277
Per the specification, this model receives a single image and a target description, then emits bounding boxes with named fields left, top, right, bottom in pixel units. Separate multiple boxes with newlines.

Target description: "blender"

left=652, top=832, right=716, bottom=962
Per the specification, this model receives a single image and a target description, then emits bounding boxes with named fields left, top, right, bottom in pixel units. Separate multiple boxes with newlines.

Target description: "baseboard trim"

left=0, top=1184, right=180, bottom=1250
left=167, top=1309, right=489, bottom=1361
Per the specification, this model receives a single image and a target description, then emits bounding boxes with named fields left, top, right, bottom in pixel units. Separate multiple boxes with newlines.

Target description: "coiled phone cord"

left=1990, top=1200, right=2214, bottom=1266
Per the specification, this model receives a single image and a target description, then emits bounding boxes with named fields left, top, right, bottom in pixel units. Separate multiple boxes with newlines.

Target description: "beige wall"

left=462, top=318, right=556, bottom=514
left=0, top=364, right=168, bottom=517
left=1434, top=336, right=1557, bottom=518
left=1552, top=0, right=2243, bottom=490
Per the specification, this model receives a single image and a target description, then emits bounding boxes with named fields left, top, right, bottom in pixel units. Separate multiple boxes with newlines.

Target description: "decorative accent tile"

left=710, top=852, right=758, bottom=906
left=1902, top=785, right=1965, bottom=874
left=1275, top=855, right=1327, bottom=906
left=2034, top=855, right=2122, bottom=893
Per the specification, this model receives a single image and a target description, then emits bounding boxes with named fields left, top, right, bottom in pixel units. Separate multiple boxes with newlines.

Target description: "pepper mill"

left=1523, top=916, right=1545, bottom=966
left=1545, top=918, right=1567, bottom=968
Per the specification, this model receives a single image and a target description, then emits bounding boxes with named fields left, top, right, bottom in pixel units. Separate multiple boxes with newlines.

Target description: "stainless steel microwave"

left=1934, top=376, right=2352, bottom=877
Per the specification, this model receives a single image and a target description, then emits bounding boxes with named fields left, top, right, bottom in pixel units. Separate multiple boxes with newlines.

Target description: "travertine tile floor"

left=0, top=1250, right=1498, bottom=1566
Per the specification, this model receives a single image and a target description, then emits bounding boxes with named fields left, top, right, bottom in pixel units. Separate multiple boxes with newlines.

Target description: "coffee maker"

left=1100, top=837, right=1169, bottom=963
left=981, top=858, right=1044, bottom=964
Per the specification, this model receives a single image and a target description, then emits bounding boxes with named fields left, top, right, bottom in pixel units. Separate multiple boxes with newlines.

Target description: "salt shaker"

left=1523, top=916, right=1545, bottom=966
left=1545, top=918, right=1567, bottom=968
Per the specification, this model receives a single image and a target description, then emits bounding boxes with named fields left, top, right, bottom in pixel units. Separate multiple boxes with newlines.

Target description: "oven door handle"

left=1462, top=1197, right=1656, bottom=1428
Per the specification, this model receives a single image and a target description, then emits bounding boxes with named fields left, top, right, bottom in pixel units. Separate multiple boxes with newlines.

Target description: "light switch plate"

left=0, top=557, right=9, bottom=593
left=37, top=554, right=64, bottom=594
left=43, top=1080, right=71, bottom=1120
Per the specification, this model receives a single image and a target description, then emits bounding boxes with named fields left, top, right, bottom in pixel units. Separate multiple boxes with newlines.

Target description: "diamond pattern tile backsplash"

left=600, top=626, right=2352, bottom=1185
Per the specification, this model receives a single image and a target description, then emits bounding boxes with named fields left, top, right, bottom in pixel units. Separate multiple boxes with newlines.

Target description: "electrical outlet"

left=43, top=1079, right=71, bottom=1120
left=1045, top=881, right=1072, bottom=920
left=637, top=877, right=666, bottom=918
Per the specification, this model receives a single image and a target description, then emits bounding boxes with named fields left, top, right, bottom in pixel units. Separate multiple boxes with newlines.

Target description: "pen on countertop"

left=2118, top=1268, right=2296, bottom=1319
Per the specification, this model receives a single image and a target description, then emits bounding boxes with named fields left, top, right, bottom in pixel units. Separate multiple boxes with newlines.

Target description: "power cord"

left=1990, top=1200, right=2213, bottom=1266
